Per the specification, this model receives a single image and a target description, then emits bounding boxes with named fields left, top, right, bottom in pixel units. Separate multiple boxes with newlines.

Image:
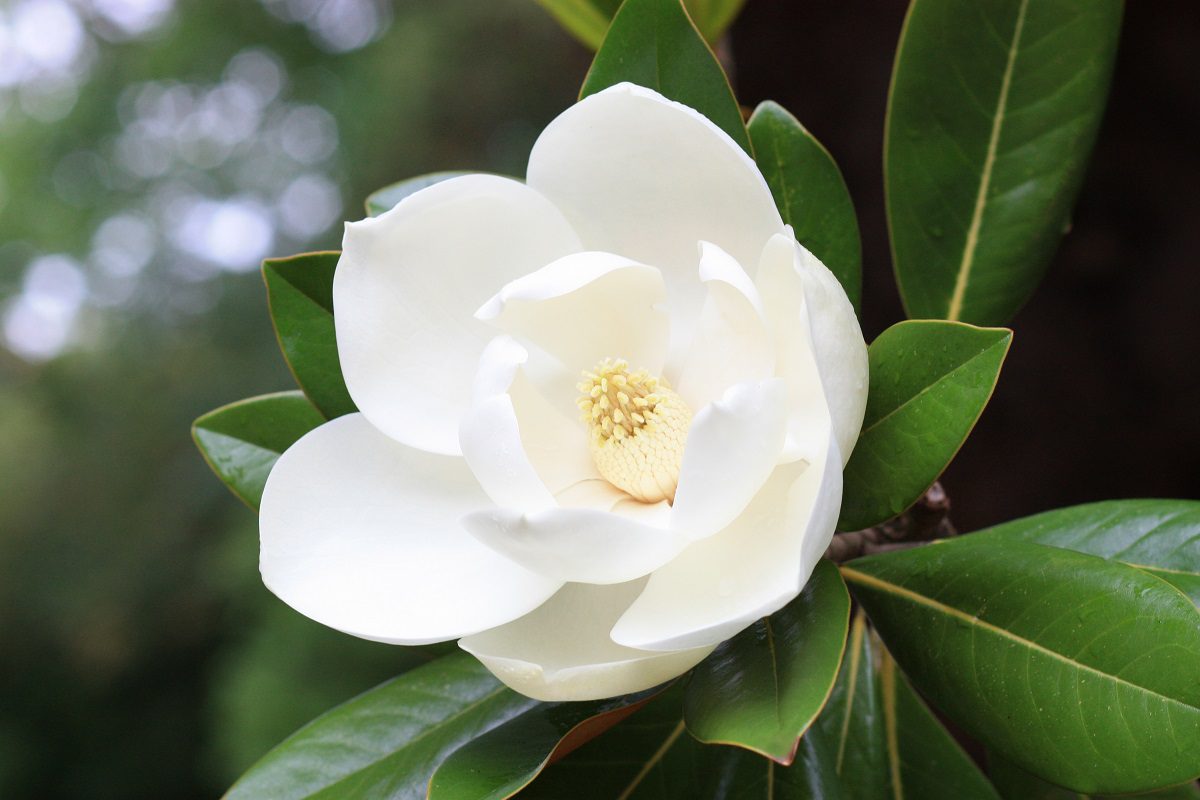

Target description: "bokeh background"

left=0, top=1, right=1195, bottom=796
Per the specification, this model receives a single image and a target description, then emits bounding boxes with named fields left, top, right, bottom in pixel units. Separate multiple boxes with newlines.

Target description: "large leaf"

left=990, top=752, right=1200, bottom=800
left=225, top=652, right=538, bottom=799
left=522, top=687, right=843, bottom=799
left=580, top=0, right=751, bottom=154
left=970, top=499, right=1200, bottom=604
left=838, top=320, right=1011, bottom=531
left=428, top=688, right=661, bottom=800
left=192, top=391, right=323, bottom=510
left=684, top=560, right=850, bottom=763
left=842, top=537, right=1200, bottom=794
left=879, top=645, right=1000, bottom=800
left=263, top=252, right=357, bottom=419
left=886, top=0, right=1122, bottom=324
left=364, top=171, right=475, bottom=217
left=748, top=101, right=862, bottom=314
left=535, top=0, right=746, bottom=49
left=812, top=611, right=888, bottom=800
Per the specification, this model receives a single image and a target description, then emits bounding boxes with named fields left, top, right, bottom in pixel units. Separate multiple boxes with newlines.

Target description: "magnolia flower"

left=260, top=83, right=868, bottom=701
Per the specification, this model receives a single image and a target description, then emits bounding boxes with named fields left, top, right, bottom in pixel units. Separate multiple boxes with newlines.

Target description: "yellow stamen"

left=577, top=357, right=692, bottom=503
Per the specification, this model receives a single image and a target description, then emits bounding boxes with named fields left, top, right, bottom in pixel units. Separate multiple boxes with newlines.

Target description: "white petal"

left=460, top=580, right=714, bottom=701
left=462, top=336, right=597, bottom=504
left=334, top=174, right=582, bottom=456
left=462, top=500, right=681, bottom=585
left=476, top=250, right=669, bottom=378
left=260, top=414, right=561, bottom=645
left=756, top=232, right=868, bottom=464
left=612, top=430, right=843, bottom=652
left=674, top=242, right=775, bottom=410
left=670, top=378, right=790, bottom=540
left=527, top=83, right=784, bottom=370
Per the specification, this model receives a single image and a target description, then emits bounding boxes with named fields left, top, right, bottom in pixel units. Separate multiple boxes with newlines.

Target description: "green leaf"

left=969, top=499, right=1200, bottom=605
left=684, top=560, right=850, bottom=762
left=812, top=611, right=889, bottom=800
left=225, top=652, right=538, bottom=800
left=580, top=0, right=751, bottom=155
left=192, top=391, right=323, bottom=510
left=364, top=170, right=475, bottom=217
left=989, top=752, right=1200, bottom=800
left=534, top=0, right=622, bottom=50
left=535, top=0, right=745, bottom=49
left=263, top=252, right=357, bottom=420
left=886, top=0, right=1122, bottom=324
left=748, top=101, right=862, bottom=314
left=838, top=320, right=1012, bottom=531
left=879, top=644, right=1001, bottom=800
left=428, top=688, right=661, bottom=800
left=842, top=537, right=1200, bottom=794
left=522, top=687, right=844, bottom=799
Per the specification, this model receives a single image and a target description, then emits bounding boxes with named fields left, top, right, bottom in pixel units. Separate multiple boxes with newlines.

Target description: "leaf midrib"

left=840, top=566, right=1200, bottom=714
left=946, top=0, right=1030, bottom=321
left=860, top=336, right=1008, bottom=436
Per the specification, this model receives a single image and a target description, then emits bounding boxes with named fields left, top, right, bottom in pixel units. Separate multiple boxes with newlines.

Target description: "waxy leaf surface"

left=192, top=391, right=323, bottom=510
left=843, top=537, right=1200, bottom=794
left=428, top=687, right=661, bottom=800
left=225, top=652, right=537, bottom=799
left=970, top=499, right=1200, bottom=605
left=838, top=320, right=1011, bottom=531
left=264, top=252, right=356, bottom=419
left=886, top=0, right=1122, bottom=324
left=684, top=560, right=850, bottom=763
left=748, top=101, right=862, bottom=313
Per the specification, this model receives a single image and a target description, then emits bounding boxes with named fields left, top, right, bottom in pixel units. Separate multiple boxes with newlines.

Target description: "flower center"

left=576, top=358, right=692, bottom=504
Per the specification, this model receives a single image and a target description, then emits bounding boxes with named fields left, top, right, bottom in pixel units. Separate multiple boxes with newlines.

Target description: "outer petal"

left=670, top=378, right=790, bottom=540
left=334, top=174, right=582, bottom=456
left=460, top=580, right=714, bottom=702
left=527, top=83, right=784, bottom=368
left=475, top=251, right=669, bottom=379
left=259, top=413, right=561, bottom=645
left=756, top=231, right=868, bottom=464
left=674, top=242, right=775, bottom=411
left=612, top=435, right=842, bottom=652
left=462, top=500, right=680, bottom=585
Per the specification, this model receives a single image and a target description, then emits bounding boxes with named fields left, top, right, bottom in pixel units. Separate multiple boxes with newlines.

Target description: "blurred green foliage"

left=0, top=1, right=587, bottom=796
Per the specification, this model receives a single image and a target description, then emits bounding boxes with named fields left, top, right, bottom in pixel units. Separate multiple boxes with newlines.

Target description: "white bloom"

left=259, top=83, right=869, bottom=701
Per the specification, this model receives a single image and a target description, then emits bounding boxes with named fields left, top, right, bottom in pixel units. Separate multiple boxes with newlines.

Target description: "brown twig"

left=825, top=482, right=957, bottom=563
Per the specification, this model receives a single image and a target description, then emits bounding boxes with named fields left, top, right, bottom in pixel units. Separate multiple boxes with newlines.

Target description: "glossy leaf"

left=748, top=101, right=862, bottom=313
left=263, top=252, right=356, bottom=419
left=536, top=0, right=746, bottom=49
left=428, top=687, right=661, bottom=800
left=990, top=752, right=1200, bottom=800
left=685, top=559, right=850, bottom=763
left=886, top=0, right=1122, bottom=324
left=970, top=499, right=1200, bottom=604
left=225, top=652, right=538, bottom=799
left=580, top=0, right=751, bottom=154
left=812, top=611, right=888, bottom=800
left=364, top=170, right=475, bottom=217
left=522, top=687, right=844, bottom=799
left=879, top=645, right=1000, bottom=800
left=843, top=537, right=1200, bottom=794
left=838, top=320, right=1011, bottom=531
left=192, top=391, right=323, bottom=510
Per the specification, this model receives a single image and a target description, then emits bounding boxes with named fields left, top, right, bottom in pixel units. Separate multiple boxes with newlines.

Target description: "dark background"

left=0, top=1, right=1195, bottom=796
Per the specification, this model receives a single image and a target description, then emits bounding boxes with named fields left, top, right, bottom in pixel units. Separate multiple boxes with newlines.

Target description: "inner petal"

left=576, top=357, right=692, bottom=504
